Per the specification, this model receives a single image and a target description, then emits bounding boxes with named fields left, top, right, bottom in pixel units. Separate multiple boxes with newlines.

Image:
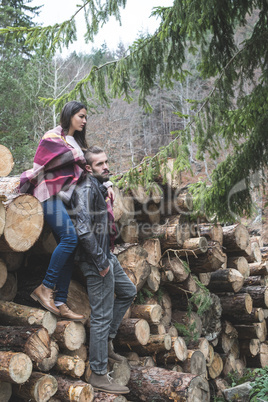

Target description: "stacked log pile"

left=0, top=148, right=267, bottom=401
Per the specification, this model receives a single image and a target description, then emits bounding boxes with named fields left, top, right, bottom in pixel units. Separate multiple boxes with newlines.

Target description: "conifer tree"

left=0, top=0, right=267, bottom=221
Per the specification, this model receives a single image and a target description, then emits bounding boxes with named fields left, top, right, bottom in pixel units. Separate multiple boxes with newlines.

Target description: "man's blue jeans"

left=42, top=196, right=78, bottom=303
left=84, top=253, right=137, bottom=374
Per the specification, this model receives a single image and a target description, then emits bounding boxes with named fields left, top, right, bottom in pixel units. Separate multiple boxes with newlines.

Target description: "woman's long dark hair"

left=60, top=101, right=88, bottom=149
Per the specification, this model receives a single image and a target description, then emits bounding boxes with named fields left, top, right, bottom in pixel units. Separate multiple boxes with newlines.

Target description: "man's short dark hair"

left=84, top=146, right=105, bottom=165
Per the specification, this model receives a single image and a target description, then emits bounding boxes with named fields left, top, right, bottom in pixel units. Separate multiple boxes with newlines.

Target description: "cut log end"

left=0, top=145, right=14, bottom=177
left=10, top=352, right=33, bottom=384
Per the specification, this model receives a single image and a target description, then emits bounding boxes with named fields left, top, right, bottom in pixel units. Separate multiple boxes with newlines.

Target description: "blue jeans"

left=42, top=196, right=78, bottom=303
left=84, top=253, right=137, bottom=374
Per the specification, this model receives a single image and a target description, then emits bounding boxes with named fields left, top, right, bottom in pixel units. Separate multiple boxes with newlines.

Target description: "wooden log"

left=146, top=264, right=161, bottom=292
left=0, top=381, right=12, bottom=402
left=245, top=240, right=262, bottom=263
left=239, top=285, right=268, bottom=308
left=187, top=338, right=210, bottom=362
left=149, top=322, right=166, bottom=335
left=142, top=238, right=161, bottom=266
left=227, top=256, right=249, bottom=278
left=246, top=341, right=268, bottom=368
left=0, top=258, right=7, bottom=288
left=0, top=194, right=44, bottom=252
left=198, top=272, right=211, bottom=286
left=187, top=242, right=227, bottom=273
left=206, top=344, right=215, bottom=367
left=55, top=354, right=85, bottom=378
left=128, top=366, right=210, bottom=402
left=0, top=351, right=32, bottom=384
left=53, top=375, right=94, bottom=402
left=108, top=359, right=131, bottom=386
left=35, top=340, right=59, bottom=372
left=66, top=280, right=91, bottom=324
left=181, top=350, right=207, bottom=376
left=0, top=325, right=50, bottom=363
left=222, top=353, right=237, bottom=377
left=0, top=300, right=57, bottom=335
left=0, top=145, right=14, bottom=177
left=114, top=189, right=135, bottom=225
left=130, top=304, right=162, bottom=324
left=61, top=344, right=88, bottom=362
left=30, top=222, right=57, bottom=255
left=156, top=336, right=188, bottom=364
left=145, top=291, right=172, bottom=328
left=94, top=393, right=128, bottom=402
left=13, top=372, right=58, bottom=401
left=120, top=219, right=139, bottom=243
left=167, top=325, right=178, bottom=338
left=116, top=244, right=150, bottom=291
left=207, top=268, right=244, bottom=293
left=222, top=223, right=250, bottom=252
left=139, top=215, right=191, bottom=249
left=249, top=261, right=268, bottom=276
left=53, top=321, right=86, bottom=351
left=136, top=202, right=161, bottom=225
left=164, top=189, right=193, bottom=215
left=116, top=318, right=150, bottom=347
left=176, top=236, right=208, bottom=257
left=196, top=223, right=223, bottom=246
left=240, top=339, right=260, bottom=357
left=219, top=293, right=253, bottom=315
left=171, top=310, right=203, bottom=340
left=234, top=321, right=267, bottom=342
left=131, top=184, right=150, bottom=205
left=199, top=293, right=222, bottom=340
left=159, top=158, right=181, bottom=189
left=161, top=256, right=189, bottom=283
left=215, top=333, right=238, bottom=356
left=129, top=334, right=171, bottom=356
left=208, top=352, right=223, bottom=379
left=223, top=307, right=265, bottom=325
left=0, top=272, right=17, bottom=301
left=164, top=273, right=198, bottom=295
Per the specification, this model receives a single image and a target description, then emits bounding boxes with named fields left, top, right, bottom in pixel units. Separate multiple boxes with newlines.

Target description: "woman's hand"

left=107, top=186, right=115, bottom=202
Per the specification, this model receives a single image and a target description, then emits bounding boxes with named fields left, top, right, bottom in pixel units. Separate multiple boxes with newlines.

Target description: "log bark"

left=145, top=264, right=161, bottom=292
left=0, top=194, right=44, bottom=252
left=0, top=325, right=50, bottom=363
left=223, top=307, right=265, bottom=325
left=219, top=293, right=253, bottom=315
left=53, top=321, right=86, bottom=351
left=129, top=334, right=172, bottom=356
left=128, top=366, right=210, bottom=402
left=130, top=304, right=162, bottom=324
left=55, top=354, right=85, bottom=378
left=116, top=318, right=150, bottom=347
left=171, top=310, right=203, bottom=339
left=0, top=351, right=32, bottom=384
left=249, top=261, right=268, bottom=276
left=114, top=189, right=135, bottom=225
left=94, top=393, right=128, bottom=402
left=116, top=244, right=150, bottom=291
left=239, top=339, right=260, bottom=357
left=0, top=145, right=14, bottom=177
left=245, top=240, right=262, bottom=263
left=161, top=256, right=189, bottom=283
left=239, top=285, right=268, bottom=308
left=13, top=372, right=58, bottom=402
left=187, top=242, right=227, bottom=273
left=234, top=321, right=267, bottom=342
left=208, top=268, right=244, bottom=293
left=176, top=236, right=208, bottom=257
left=53, top=375, right=94, bottom=402
left=227, top=256, right=249, bottom=278
left=243, top=275, right=266, bottom=287
left=222, top=223, right=250, bottom=252
left=0, top=300, right=57, bottom=335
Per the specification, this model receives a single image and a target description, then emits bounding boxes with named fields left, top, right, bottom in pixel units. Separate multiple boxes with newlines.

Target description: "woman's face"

left=68, top=108, right=87, bottom=136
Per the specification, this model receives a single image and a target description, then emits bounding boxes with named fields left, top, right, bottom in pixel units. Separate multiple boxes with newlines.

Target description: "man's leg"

left=108, top=254, right=137, bottom=340
left=85, top=266, right=115, bottom=375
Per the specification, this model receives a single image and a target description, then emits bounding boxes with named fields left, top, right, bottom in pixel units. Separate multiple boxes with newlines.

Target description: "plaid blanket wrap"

left=19, top=126, right=86, bottom=202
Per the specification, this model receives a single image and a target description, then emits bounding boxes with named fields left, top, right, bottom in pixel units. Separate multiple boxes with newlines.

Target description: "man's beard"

left=91, top=171, right=110, bottom=183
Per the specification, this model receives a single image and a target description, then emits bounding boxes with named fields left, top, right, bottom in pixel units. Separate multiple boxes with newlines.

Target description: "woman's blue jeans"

left=42, top=196, right=78, bottom=303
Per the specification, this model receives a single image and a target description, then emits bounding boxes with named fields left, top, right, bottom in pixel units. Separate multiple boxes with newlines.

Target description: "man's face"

left=86, top=152, right=110, bottom=182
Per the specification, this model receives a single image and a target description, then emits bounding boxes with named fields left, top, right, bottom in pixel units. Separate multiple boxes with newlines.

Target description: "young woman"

left=20, top=101, right=89, bottom=320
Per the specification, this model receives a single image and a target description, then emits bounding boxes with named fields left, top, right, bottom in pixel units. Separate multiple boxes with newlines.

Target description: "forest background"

left=0, top=0, right=267, bottom=226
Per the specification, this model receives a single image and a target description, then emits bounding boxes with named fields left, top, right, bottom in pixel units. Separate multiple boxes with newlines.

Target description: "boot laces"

left=107, top=371, right=114, bottom=383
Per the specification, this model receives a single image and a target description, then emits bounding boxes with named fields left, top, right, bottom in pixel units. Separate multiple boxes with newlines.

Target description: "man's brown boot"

left=108, top=340, right=126, bottom=364
left=58, top=304, right=85, bottom=321
left=88, top=371, right=130, bottom=394
left=30, top=284, right=60, bottom=316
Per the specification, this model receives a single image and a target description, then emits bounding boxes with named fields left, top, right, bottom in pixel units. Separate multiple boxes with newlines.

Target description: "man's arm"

left=71, top=183, right=109, bottom=274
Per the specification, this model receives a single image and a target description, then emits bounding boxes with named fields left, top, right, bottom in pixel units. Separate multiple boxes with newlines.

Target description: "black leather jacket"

left=70, top=175, right=111, bottom=274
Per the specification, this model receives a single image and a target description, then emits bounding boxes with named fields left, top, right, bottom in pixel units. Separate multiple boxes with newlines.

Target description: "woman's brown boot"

left=31, top=284, right=60, bottom=316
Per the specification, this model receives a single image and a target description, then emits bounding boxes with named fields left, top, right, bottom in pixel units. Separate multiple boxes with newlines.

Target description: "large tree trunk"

left=128, top=366, right=210, bottom=402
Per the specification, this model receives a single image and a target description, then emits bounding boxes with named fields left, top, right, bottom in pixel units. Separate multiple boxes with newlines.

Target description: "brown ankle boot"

left=88, top=371, right=130, bottom=394
left=58, top=304, right=85, bottom=321
left=30, top=284, right=60, bottom=316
